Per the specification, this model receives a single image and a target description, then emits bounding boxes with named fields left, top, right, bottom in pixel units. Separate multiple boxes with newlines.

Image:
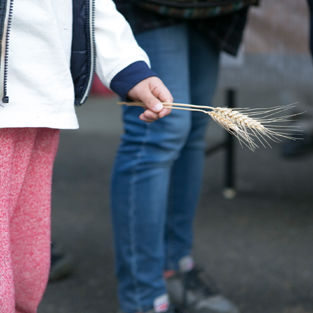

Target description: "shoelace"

left=182, top=267, right=219, bottom=308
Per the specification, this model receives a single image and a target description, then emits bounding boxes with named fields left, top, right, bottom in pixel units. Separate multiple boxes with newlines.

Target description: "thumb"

left=140, top=93, right=164, bottom=113
left=134, top=81, right=164, bottom=113
left=127, top=77, right=165, bottom=113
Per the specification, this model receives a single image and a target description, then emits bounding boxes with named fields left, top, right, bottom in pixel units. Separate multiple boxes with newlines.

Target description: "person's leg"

left=111, top=23, right=192, bottom=313
left=164, top=25, right=220, bottom=270
left=12, top=128, right=60, bottom=313
left=164, top=27, right=240, bottom=313
left=280, top=0, right=313, bottom=157
left=0, top=128, right=59, bottom=313
left=0, top=128, right=25, bottom=313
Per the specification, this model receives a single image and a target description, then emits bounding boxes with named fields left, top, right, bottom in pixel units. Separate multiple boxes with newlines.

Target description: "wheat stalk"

left=117, top=102, right=301, bottom=151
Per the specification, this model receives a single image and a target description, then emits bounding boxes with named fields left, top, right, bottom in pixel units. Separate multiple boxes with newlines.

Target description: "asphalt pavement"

left=38, top=91, right=313, bottom=313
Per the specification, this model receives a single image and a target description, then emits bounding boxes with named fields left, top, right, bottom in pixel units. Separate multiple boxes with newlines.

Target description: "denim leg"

left=164, top=26, right=220, bottom=270
left=111, top=24, right=193, bottom=313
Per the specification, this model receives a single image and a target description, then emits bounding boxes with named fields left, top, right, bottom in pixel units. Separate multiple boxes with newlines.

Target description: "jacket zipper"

left=1, top=0, right=14, bottom=103
left=80, top=0, right=96, bottom=105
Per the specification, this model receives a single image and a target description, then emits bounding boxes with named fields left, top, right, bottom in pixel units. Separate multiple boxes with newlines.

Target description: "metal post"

left=222, top=89, right=236, bottom=199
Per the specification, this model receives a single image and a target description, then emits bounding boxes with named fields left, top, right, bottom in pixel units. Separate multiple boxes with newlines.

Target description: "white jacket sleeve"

left=95, top=0, right=151, bottom=88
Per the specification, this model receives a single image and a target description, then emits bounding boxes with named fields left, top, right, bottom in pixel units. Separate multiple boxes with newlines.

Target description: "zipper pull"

left=2, top=96, right=9, bottom=103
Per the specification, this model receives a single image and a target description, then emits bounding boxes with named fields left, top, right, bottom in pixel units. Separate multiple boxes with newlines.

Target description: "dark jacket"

left=115, top=0, right=259, bottom=56
left=71, top=0, right=96, bottom=106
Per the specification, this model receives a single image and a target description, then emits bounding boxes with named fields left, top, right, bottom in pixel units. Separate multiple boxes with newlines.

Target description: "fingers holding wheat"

left=117, top=101, right=302, bottom=151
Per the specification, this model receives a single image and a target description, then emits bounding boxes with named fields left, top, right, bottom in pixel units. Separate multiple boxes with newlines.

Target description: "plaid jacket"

left=114, top=0, right=258, bottom=56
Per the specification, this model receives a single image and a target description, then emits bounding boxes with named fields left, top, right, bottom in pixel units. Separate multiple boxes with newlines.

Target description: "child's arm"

left=94, top=0, right=172, bottom=121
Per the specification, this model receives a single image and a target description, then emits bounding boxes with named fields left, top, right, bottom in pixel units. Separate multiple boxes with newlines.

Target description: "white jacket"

left=0, top=0, right=151, bottom=129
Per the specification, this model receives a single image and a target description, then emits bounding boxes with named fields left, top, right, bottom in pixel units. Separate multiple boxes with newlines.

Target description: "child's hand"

left=127, top=77, right=173, bottom=123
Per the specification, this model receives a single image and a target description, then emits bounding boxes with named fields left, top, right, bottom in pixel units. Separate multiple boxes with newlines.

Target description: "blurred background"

left=39, top=1, right=313, bottom=312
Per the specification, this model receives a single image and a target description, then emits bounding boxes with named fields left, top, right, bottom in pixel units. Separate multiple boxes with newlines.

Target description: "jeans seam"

left=129, top=123, right=151, bottom=312
left=166, top=168, right=175, bottom=270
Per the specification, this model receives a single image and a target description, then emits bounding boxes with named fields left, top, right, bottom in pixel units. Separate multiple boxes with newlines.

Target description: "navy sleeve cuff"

left=110, top=61, right=157, bottom=100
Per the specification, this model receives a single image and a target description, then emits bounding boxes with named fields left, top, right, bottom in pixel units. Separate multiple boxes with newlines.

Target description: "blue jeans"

left=111, top=23, right=220, bottom=313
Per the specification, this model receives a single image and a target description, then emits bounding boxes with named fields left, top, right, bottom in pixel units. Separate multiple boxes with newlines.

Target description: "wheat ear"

left=117, top=102, right=302, bottom=151
left=212, top=103, right=301, bottom=149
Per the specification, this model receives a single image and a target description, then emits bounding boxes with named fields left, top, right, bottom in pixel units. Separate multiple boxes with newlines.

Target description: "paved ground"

left=39, top=91, right=313, bottom=313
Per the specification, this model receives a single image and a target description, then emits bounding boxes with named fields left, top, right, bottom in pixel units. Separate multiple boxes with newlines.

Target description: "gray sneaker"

left=117, top=294, right=181, bottom=313
left=165, top=257, right=240, bottom=313
left=117, top=306, right=177, bottom=313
